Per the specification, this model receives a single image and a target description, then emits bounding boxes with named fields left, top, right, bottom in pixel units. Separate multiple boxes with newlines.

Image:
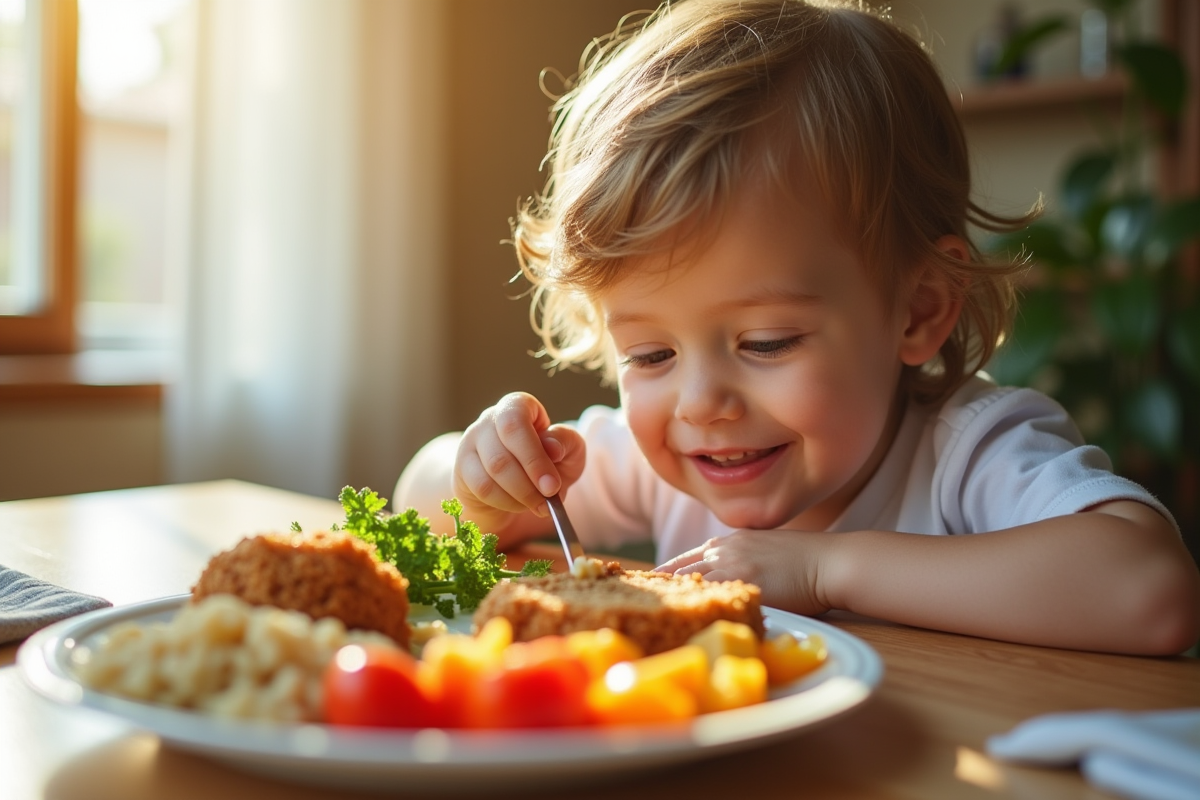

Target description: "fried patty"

left=474, top=563, right=764, bottom=655
left=191, top=530, right=411, bottom=648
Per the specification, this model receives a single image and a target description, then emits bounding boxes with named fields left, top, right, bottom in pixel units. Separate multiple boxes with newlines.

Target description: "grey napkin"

left=0, top=565, right=112, bottom=645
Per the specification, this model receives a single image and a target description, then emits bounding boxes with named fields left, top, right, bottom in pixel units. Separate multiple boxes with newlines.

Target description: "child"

left=397, top=0, right=1200, bottom=654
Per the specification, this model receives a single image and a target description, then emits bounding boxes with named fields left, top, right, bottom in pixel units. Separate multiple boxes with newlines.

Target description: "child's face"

left=600, top=176, right=911, bottom=531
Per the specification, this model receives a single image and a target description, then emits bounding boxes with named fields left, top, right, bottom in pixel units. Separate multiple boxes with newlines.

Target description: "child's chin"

left=712, top=505, right=793, bottom=531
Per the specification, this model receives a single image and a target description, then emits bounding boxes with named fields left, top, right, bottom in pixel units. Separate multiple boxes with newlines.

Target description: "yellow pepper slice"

left=700, top=654, right=769, bottom=713
left=419, top=617, right=512, bottom=726
left=629, top=644, right=709, bottom=697
left=586, top=662, right=698, bottom=724
left=687, top=620, right=760, bottom=662
left=758, top=632, right=827, bottom=686
left=566, top=628, right=644, bottom=680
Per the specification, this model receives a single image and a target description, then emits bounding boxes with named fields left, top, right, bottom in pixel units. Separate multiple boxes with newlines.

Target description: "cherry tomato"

left=470, top=636, right=591, bottom=729
left=323, top=644, right=442, bottom=728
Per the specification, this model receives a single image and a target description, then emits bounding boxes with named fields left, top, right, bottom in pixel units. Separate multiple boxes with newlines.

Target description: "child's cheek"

left=621, top=388, right=685, bottom=485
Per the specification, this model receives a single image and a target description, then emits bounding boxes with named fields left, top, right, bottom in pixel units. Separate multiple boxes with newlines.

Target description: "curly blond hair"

left=512, top=0, right=1034, bottom=405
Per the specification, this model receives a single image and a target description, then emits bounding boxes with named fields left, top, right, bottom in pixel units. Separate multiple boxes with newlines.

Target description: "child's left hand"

left=657, top=531, right=834, bottom=617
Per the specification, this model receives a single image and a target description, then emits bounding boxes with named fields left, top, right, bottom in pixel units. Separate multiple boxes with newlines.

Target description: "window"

left=0, top=0, right=76, bottom=353
left=0, top=0, right=189, bottom=356
left=77, top=0, right=189, bottom=352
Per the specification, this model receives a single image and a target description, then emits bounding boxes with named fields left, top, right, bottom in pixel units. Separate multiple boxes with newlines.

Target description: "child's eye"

left=621, top=349, right=675, bottom=368
left=740, top=336, right=804, bottom=358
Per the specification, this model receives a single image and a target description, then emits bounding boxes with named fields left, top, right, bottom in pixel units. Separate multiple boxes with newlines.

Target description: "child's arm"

left=660, top=500, right=1200, bottom=655
left=394, top=392, right=586, bottom=549
left=394, top=432, right=464, bottom=534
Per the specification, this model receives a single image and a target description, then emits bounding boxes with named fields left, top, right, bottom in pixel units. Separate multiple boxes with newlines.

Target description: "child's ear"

left=897, top=235, right=967, bottom=367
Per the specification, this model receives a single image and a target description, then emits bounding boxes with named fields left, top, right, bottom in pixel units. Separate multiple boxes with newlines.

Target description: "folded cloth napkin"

left=987, top=708, right=1200, bottom=800
left=0, top=565, right=112, bottom=645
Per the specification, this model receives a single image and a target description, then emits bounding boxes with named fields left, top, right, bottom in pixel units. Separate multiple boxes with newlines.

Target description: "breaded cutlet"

left=191, top=530, right=411, bottom=648
left=473, top=563, right=764, bottom=655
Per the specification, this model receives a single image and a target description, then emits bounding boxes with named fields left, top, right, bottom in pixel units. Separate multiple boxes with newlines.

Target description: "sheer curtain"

left=166, top=0, right=449, bottom=500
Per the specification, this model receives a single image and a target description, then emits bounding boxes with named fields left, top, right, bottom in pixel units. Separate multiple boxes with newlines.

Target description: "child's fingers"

left=453, top=447, right=531, bottom=517
left=654, top=538, right=717, bottom=573
left=540, top=434, right=566, bottom=463
left=541, top=425, right=587, bottom=490
left=453, top=392, right=575, bottom=520
left=673, top=561, right=715, bottom=578
left=493, top=401, right=564, bottom=500
left=466, top=422, right=552, bottom=515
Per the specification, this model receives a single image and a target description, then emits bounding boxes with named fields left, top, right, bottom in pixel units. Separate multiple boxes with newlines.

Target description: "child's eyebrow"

left=605, top=289, right=822, bottom=328
left=726, top=288, right=823, bottom=308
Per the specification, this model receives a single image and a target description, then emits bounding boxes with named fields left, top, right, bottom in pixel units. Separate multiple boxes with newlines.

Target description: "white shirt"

left=563, top=375, right=1176, bottom=562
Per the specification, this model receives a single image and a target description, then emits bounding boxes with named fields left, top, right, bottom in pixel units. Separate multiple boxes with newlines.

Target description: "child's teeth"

left=704, top=447, right=780, bottom=466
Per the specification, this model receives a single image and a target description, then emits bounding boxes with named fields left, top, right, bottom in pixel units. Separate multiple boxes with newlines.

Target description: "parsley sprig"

left=318, top=486, right=551, bottom=619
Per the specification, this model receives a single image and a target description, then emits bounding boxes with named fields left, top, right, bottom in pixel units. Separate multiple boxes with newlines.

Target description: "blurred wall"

left=442, top=0, right=627, bottom=429
left=0, top=403, right=161, bottom=499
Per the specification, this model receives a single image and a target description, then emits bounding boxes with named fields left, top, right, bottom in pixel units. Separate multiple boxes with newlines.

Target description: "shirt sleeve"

left=931, top=386, right=1177, bottom=534
left=560, top=405, right=660, bottom=551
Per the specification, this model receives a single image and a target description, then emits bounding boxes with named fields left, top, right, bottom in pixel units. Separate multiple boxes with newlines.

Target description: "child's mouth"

left=691, top=445, right=786, bottom=486
left=699, top=446, right=782, bottom=467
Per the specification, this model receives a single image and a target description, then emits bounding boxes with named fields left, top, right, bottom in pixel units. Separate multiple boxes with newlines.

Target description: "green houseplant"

left=982, top=0, right=1200, bottom=553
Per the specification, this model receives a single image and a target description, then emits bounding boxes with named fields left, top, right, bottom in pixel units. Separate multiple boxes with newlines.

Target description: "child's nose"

left=674, top=364, right=744, bottom=424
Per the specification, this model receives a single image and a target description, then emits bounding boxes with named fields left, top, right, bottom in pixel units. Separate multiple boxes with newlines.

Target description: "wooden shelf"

left=954, top=73, right=1129, bottom=119
left=0, top=351, right=165, bottom=405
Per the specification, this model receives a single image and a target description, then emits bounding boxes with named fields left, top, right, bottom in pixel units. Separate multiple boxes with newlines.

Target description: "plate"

left=18, top=595, right=882, bottom=792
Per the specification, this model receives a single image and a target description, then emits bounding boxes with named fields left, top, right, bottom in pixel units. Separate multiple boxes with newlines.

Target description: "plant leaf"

left=1117, top=42, right=1188, bottom=119
left=1090, top=273, right=1161, bottom=355
left=1144, top=196, right=1200, bottom=267
left=1167, top=305, right=1200, bottom=386
left=1124, top=378, right=1180, bottom=458
left=519, top=559, right=553, bottom=577
left=1093, top=0, right=1135, bottom=14
left=986, top=288, right=1065, bottom=385
left=1100, top=195, right=1155, bottom=264
left=1076, top=198, right=1112, bottom=270
left=990, top=17, right=1069, bottom=78
left=1060, top=151, right=1115, bottom=221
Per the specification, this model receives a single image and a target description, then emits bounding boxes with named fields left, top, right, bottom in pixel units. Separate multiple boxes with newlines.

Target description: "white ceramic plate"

left=19, top=595, right=882, bottom=792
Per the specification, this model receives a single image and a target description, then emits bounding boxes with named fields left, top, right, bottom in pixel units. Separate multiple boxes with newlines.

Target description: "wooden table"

left=2, top=481, right=1197, bottom=799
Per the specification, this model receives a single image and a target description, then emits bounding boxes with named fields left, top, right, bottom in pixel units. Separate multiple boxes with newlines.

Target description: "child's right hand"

left=453, top=391, right=586, bottom=536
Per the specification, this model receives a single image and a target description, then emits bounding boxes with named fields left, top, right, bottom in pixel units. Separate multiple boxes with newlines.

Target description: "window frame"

left=0, top=0, right=78, bottom=355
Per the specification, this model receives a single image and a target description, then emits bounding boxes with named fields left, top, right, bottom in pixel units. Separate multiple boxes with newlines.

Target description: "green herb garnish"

left=319, top=486, right=552, bottom=619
